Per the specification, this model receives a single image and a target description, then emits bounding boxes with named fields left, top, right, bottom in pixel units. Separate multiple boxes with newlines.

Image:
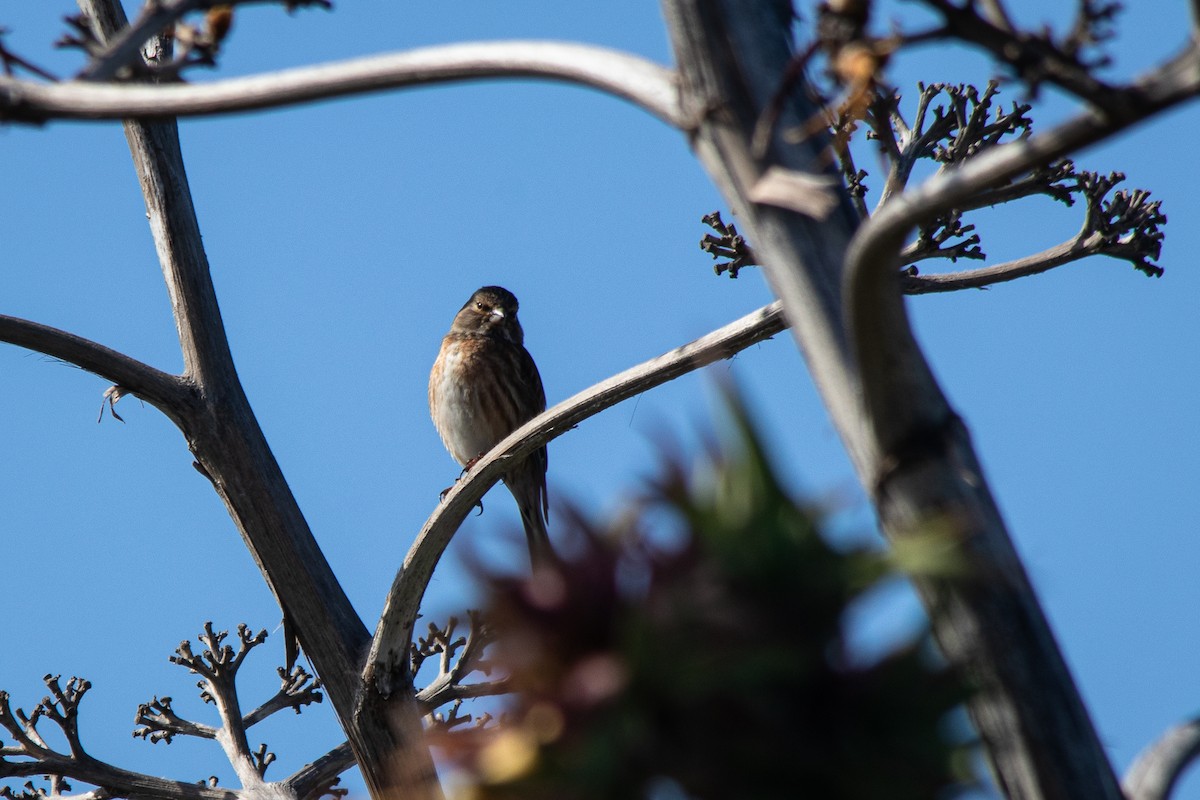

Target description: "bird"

left=429, top=286, right=552, bottom=566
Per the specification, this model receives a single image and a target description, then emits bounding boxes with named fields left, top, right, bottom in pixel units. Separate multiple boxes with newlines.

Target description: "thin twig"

left=242, top=665, right=323, bottom=728
left=903, top=231, right=1119, bottom=293
left=417, top=677, right=513, bottom=712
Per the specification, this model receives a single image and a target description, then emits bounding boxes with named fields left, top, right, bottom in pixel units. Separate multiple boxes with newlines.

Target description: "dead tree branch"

left=243, top=665, right=324, bottom=729
left=413, top=612, right=509, bottom=714
left=153, top=624, right=271, bottom=785
left=1123, top=716, right=1200, bottom=800
left=0, top=41, right=682, bottom=128
left=916, top=0, right=1129, bottom=106
left=72, top=1, right=437, bottom=796
left=0, top=315, right=191, bottom=423
left=283, top=742, right=355, bottom=800
left=1, top=676, right=237, bottom=800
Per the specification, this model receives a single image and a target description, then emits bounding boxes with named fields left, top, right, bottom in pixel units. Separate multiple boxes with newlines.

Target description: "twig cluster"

left=412, top=613, right=509, bottom=727
left=1, top=624, right=351, bottom=800
left=712, top=77, right=1166, bottom=287
left=0, top=676, right=93, bottom=785
left=54, top=1, right=330, bottom=83
left=1078, top=170, right=1166, bottom=277
left=917, top=0, right=1128, bottom=106
left=699, top=211, right=758, bottom=279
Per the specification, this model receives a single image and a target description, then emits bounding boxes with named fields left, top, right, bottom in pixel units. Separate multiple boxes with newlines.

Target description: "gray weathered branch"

left=74, top=1, right=439, bottom=797
left=0, top=314, right=190, bottom=421
left=0, top=41, right=683, bottom=128
left=1, top=676, right=239, bottom=800
left=284, top=742, right=356, bottom=800
left=1123, top=717, right=1200, bottom=800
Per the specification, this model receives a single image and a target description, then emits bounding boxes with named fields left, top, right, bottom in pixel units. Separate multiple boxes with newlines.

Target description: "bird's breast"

left=430, top=340, right=507, bottom=466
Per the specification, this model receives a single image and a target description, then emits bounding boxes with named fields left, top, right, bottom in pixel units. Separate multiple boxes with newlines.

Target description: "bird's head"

left=451, top=285, right=524, bottom=344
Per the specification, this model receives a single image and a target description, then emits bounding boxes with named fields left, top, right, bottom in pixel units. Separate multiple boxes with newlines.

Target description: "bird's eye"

left=475, top=302, right=486, bottom=311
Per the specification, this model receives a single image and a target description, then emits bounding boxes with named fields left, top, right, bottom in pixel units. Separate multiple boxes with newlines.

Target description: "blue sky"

left=2, top=1, right=1198, bottom=797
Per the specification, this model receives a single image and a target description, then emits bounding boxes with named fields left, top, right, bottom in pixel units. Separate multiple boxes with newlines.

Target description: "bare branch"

left=916, top=0, right=1131, bottom=106
left=0, top=41, right=683, bottom=128
left=69, top=4, right=426, bottom=794
left=900, top=209, right=982, bottom=264
left=130, top=624, right=323, bottom=791
left=425, top=701, right=483, bottom=736
left=165, top=624, right=267, bottom=785
left=876, top=81, right=1032, bottom=206
left=1062, top=0, right=1122, bottom=64
left=243, top=666, right=323, bottom=728
left=1123, top=716, right=1200, bottom=800
left=1, top=676, right=238, bottom=800
left=413, top=612, right=506, bottom=713
left=283, top=742, right=355, bottom=800
left=0, top=314, right=190, bottom=420
left=0, top=30, right=59, bottom=81
left=903, top=232, right=1129, bottom=293
left=364, top=299, right=789, bottom=697
left=134, top=695, right=218, bottom=743
left=848, top=39, right=1200, bottom=455
left=418, top=679, right=513, bottom=714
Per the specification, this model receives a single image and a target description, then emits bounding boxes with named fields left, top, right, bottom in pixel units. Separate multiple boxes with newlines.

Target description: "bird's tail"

left=520, top=503, right=555, bottom=568
left=506, top=450, right=554, bottom=569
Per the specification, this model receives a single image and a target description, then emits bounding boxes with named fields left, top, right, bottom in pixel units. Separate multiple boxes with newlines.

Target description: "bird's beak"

left=491, top=308, right=506, bottom=320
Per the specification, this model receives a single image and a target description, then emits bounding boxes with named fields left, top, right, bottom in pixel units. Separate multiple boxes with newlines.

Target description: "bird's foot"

left=437, top=481, right=486, bottom=516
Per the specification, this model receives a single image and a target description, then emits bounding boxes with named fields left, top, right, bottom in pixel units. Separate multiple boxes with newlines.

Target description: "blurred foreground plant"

left=438, top=391, right=979, bottom=800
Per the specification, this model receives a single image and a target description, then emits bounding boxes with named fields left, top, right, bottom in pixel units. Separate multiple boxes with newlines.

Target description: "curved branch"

left=903, top=230, right=1115, bottom=294
left=1124, top=717, right=1200, bottom=800
left=0, top=313, right=189, bottom=415
left=363, top=301, right=787, bottom=696
left=1, top=41, right=684, bottom=128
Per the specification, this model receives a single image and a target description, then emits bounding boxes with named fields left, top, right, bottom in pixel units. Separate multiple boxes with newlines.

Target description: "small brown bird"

left=429, top=286, right=552, bottom=565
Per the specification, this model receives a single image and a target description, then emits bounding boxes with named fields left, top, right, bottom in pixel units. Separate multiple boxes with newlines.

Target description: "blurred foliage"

left=439, top=391, right=978, bottom=799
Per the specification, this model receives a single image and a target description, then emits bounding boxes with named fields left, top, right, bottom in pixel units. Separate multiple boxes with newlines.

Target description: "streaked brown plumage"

left=429, top=286, right=551, bottom=564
